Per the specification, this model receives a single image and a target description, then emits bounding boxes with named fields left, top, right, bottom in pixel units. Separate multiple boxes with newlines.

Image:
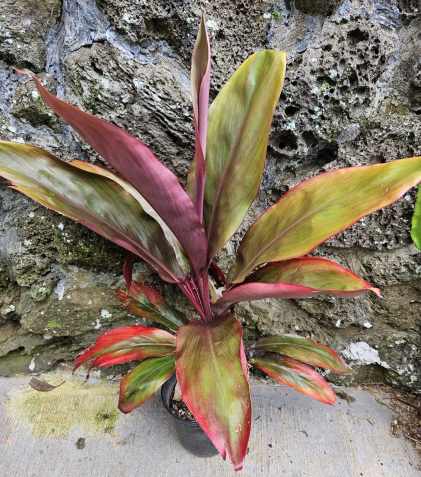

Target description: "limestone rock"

left=0, top=0, right=61, bottom=72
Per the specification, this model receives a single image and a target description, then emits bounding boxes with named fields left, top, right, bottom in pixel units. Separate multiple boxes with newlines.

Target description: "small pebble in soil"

left=170, top=398, right=195, bottom=421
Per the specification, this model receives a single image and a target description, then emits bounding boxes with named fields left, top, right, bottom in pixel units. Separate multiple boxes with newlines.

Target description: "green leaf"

left=231, top=156, right=421, bottom=282
left=72, top=160, right=190, bottom=275
left=252, top=335, right=350, bottom=374
left=205, top=50, right=286, bottom=259
left=176, top=316, right=251, bottom=470
left=250, top=257, right=380, bottom=297
left=119, top=356, right=175, bottom=413
left=411, top=185, right=421, bottom=250
left=251, top=355, right=336, bottom=404
left=0, top=142, right=189, bottom=283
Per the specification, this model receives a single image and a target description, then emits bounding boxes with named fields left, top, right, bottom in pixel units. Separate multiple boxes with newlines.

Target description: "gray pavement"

left=0, top=371, right=419, bottom=477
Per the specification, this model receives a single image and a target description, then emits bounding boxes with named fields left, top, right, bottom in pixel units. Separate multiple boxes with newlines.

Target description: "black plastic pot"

left=161, top=375, right=218, bottom=457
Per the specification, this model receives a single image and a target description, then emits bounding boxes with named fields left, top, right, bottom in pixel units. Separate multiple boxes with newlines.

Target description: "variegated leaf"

left=232, top=157, right=421, bottom=282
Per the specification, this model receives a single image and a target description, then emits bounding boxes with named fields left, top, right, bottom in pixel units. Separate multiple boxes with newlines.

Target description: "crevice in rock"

left=347, top=27, right=370, bottom=45
left=314, top=141, right=338, bottom=166
left=46, top=0, right=178, bottom=96
left=276, top=130, right=298, bottom=151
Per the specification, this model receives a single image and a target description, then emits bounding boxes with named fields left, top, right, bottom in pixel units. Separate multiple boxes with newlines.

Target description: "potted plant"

left=0, top=16, right=420, bottom=471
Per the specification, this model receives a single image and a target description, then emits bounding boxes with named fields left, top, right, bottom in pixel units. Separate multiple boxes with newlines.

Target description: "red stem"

left=178, top=280, right=206, bottom=320
left=199, top=272, right=212, bottom=320
left=191, top=276, right=209, bottom=321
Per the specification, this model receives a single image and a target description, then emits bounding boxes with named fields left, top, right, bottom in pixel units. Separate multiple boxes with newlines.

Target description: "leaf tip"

left=115, top=288, right=129, bottom=304
left=335, top=364, right=353, bottom=376
left=118, top=401, right=132, bottom=414
left=118, top=381, right=131, bottom=414
left=325, top=395, right=336, bottom=405
left=371, top=287, right=382, bottom=298
left=14, top=67, right=35, bottom=78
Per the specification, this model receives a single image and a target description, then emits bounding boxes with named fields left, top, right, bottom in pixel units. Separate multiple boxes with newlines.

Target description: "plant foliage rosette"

left=1, top=17, right=420, bottom=471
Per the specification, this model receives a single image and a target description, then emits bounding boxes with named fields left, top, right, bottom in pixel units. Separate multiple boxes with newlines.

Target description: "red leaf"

left=74, top=325, right=175, bottom=370
left=176, top=316, right=251, bottom=470
left=252, top=355, right=336, bottom=405
left=91, top=350, right=147, bottom=369
left=128, top=281, right=165, bottom=306
left=18, top=70, right=208, bottom=277
left=215, top=256, right=381, bottom=314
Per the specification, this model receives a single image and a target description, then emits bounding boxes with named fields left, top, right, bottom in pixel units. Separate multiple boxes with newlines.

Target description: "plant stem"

left=178, top=280, right=206, bottom=320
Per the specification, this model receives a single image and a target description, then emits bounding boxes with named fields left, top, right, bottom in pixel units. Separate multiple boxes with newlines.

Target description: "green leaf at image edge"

left=411, top=185, right=421, bottom=250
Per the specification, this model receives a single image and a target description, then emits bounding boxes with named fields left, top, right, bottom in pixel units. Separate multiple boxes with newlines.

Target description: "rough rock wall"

left=0, top=0, right=420, bottom=391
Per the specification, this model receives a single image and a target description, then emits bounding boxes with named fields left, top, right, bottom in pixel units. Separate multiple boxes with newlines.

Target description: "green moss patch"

left=6, top=374, right=120, bottom=437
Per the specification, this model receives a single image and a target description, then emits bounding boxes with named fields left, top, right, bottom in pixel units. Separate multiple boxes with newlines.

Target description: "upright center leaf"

left=205, top=50, right=286, bottom=260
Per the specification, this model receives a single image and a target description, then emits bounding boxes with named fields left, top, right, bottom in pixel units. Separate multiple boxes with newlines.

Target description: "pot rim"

left=161, top=374, right=201, bottom=428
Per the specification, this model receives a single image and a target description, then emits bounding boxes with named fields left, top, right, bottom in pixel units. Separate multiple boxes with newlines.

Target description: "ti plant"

left=1, top=17, right=421, bottom=470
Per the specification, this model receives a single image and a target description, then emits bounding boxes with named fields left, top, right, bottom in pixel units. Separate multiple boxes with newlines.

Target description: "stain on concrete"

left=5, top=373, right=120, bottom=437
left=76, top=437, right=86, bottom=449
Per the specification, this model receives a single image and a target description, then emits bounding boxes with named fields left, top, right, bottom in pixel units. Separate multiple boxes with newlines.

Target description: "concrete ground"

left=0, top=371, right=419, bottom=477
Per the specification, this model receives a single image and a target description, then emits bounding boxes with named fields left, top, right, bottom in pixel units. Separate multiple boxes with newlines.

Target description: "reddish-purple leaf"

left=176, top=316, right=251, bottom=470
left=74, top=325, right=175, bottom=371
left=123, top=254, right=137, bottom=288
left=17, top=69, right=208, bottom=277
left=209, top=260, right=227, bottom=287
left=214, top=282, right=319, bottom=314
left=190, top=14, right=211, bottom=220
left=252, top=355, right=336, bottom=404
